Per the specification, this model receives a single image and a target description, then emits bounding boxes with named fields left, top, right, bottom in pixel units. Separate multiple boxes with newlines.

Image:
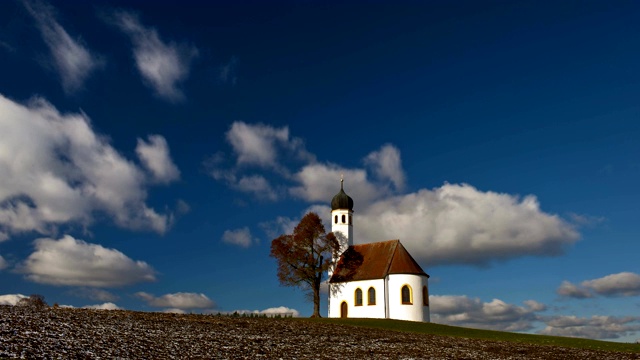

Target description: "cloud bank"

left=19, top=235, right=156, bottom=287
left=135, top=292, right=215, bottom=310
left=540, top=315, right=640, bottom=340
left=357, top=184, right=579, bottom=266
left=83, top=302, right=121, bottom=310
left=430, top=295, right=544, bottom=332
left=209, top=122, right=580, bottom=266
left=558, top=272, right=640, bottom=298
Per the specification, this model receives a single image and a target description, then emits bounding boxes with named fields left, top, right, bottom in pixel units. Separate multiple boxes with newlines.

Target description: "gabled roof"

left=329, top=240, right=428, bottom=283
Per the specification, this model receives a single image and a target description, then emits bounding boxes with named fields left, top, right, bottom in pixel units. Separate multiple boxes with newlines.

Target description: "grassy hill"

left=304, top=317, right=640, bottom=353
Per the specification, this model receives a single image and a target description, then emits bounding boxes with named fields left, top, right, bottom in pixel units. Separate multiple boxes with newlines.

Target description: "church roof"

left=329, top=240, right=428, bottom=283
left=331, top=179, right=354, bottom=211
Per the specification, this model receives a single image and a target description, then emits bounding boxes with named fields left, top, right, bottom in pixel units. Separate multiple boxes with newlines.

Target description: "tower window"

left=355, top=288, right=363, bottom=306
left=368, top=287, right=376, bottom=305
left=422, top=286, right=429, bottom=306
left=334, top=215, right=338, bottom=224
left=342, top=214, right=346, bottom=223
left=349, top=215, right=352, bottom=225
left=401, top=285, right=412, bottom=305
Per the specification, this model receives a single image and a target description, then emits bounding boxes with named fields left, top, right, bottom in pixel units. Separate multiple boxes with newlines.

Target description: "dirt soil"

left=1, top=305, right=638, bottom=359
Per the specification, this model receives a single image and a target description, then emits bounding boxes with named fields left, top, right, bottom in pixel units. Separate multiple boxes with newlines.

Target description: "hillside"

left=1, top=305, right=638, bottom=359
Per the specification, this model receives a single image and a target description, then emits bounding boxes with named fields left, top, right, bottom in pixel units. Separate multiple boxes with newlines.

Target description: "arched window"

left=401, top=285, right=412, bottom=305
left=349, top=215, right=352, bottom=225
left=355, top=288, right=363, bottom=306
left=422, top=286, right=429, bottom=306
left=368, top=287, right=376, bottom=305
left=342, top=214, right=346, bottom=223
left=334, top=215, right=338, bottom=224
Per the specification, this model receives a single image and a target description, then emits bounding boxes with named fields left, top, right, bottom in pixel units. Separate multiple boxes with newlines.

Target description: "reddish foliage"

left=270, top=212, right=339, bottom=317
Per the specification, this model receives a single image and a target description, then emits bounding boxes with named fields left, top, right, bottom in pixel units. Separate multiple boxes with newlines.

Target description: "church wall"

left=387, top=274, right=430, bottom=322
left=331, top=209, right=353, bottom=256
left=328, top=279, right=385, bottom=319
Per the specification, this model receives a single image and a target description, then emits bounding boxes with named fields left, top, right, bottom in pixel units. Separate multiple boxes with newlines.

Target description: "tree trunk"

left=311, top=277, right=322, bottom=318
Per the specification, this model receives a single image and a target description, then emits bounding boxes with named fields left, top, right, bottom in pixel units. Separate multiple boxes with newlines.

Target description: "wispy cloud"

left=364, top=143, right=405, bottom=191
left=18, top=235, right=156, bottom=287
left=0, top=254, right=7, bottom=270
left=111, top=11, right=197, bottom=102
left=22, top=0, right=102, bottom=93
left=222, top=227, right=258, bottom=248
left=219, top=56, right=238, bottom=86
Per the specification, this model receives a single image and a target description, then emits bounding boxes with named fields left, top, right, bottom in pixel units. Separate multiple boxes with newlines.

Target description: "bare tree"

left=17, top=294, right=48, bottom=309
left=270, top=212, right=339, bottom=317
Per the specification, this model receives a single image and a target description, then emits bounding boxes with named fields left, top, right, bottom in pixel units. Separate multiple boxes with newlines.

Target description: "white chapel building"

left=328, top=179, right=430, bottom=322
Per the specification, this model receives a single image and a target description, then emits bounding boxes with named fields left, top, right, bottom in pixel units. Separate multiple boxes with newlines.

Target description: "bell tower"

left=330, top=177, right=354, bottom=258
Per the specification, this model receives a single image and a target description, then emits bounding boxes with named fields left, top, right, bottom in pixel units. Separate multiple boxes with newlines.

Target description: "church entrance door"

left=340, top=301, right=348, bottom=318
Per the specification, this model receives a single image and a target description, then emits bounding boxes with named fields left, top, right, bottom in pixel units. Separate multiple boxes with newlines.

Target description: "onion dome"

left=331, top=178, right=354, bottom=211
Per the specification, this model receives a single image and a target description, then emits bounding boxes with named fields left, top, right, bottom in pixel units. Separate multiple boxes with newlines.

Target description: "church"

left=327, top=179, right=430, bottom=322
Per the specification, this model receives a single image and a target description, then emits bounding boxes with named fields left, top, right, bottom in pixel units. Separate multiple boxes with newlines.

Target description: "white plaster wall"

left=329, top=279, right=385, bottom=319
left=387, top=274, right=430, bottom=322
left=331, top=209, right=353, bottom=256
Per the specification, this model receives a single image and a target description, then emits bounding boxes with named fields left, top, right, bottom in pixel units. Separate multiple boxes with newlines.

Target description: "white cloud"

left=364, top=144, right=405, bottom=191
left=222, top=227, right=258, bottom=248
left=0, top=95, right=172, bottom=238
left=235, top=175, right=277, bottom=201
left=0, top=294, right=27, bottom=305
left=582, top=272, right=640, bottom=297
left=357, top=183, right=579, bottom=266
left=162, top=308, right=186, bottom=314
left=557, top=272, right=640, bottom=299
left=226, top=122, right=306, bottom=169
left=557, top=280, right=593, bottom=299
left=211, top=124, right=578, bottom=266
left=136, top=135, right=180, bottom=183
left=222, top=306, right=300, bottom=317
left=22, top=0, right=102, bottom=93
left=0, top=254, right=7, bottom=270
left=430, top=295, right=544, bottom=332
left=69, top=288, right=119, bottom=302
left=112, top=11, right=197, bottom=102
left=83, top=302, right=121, bottom=310
left=135, top=292, right=215, bottom=310
left=19, top=235, right=156, bottom=287
left=540, top=315, right=640, bottom=340
left=290, top=164, right=382, bottom=209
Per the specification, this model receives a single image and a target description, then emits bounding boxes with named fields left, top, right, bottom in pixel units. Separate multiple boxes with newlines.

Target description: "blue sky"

left=1, top=0, right=640, bottom=341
